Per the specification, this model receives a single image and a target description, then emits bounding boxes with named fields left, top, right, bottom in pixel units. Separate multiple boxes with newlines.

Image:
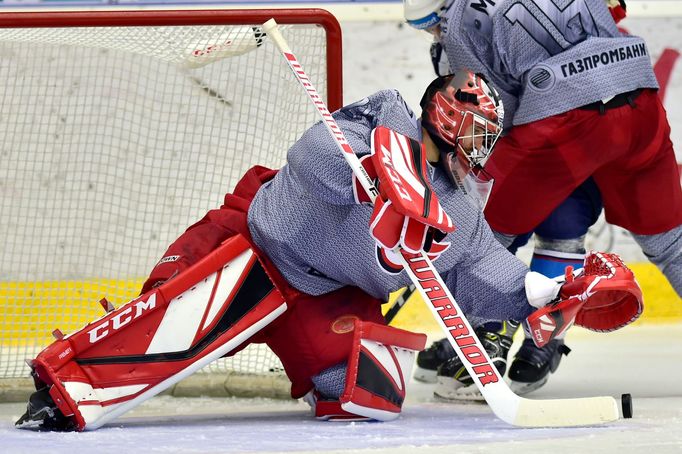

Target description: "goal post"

left=0, top=9, right=342, bottom=401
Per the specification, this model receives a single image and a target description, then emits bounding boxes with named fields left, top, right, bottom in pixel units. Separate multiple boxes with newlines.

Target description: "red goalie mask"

left=421, top=71, right=503, bottom=167
left=420, top=72, right=504, bottom=208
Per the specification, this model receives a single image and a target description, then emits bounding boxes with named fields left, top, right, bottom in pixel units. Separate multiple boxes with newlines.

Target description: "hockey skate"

left=15, top=385, right=76, bottom=431
left=434, top=320, right=519, bottom=401
left=413, top=337, right=456, bottom=383
left=508, top=338, right=571, bottom=395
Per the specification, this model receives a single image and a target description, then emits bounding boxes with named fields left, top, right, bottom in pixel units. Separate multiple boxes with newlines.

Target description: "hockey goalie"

left=16, top=72, right=643, bottom=431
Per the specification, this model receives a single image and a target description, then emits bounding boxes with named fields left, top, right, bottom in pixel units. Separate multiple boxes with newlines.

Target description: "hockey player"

left=405, top=0, right=682, bottom=398
left=16, top=72, right=642, bottom=431
left=406, top=0, right=606, bottom=398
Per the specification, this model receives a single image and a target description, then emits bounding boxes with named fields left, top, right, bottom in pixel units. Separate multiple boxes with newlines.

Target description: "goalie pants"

left=141, top=165, right=387, bottom=398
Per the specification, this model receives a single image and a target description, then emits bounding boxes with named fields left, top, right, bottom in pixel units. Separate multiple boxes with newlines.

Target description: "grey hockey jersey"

left=440, top=0, right=659, bottom=126
left=247, top=90, right=533, bottom=322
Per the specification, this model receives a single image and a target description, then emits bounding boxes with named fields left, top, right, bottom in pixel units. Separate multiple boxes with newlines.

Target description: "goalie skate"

left=15, top=383, right=76, bottom=431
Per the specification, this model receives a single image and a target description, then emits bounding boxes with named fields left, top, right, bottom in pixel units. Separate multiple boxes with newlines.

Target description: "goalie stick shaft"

left=263, top=18, right=619, bottom=427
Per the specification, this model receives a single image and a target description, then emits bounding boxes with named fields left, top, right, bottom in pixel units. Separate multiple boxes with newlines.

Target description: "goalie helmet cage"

left=0, top=9, right=342, bottom=401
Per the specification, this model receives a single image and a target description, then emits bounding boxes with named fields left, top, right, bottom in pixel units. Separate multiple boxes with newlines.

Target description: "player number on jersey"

left=504, top=0, right=599, bottom=56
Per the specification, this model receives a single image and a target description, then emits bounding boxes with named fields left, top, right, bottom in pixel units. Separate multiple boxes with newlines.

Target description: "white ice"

left=2, top=325, right=680, bottom=453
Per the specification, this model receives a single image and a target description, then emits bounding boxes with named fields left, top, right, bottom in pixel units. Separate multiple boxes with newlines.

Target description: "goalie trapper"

left=524, top=251, right=643, bottom=348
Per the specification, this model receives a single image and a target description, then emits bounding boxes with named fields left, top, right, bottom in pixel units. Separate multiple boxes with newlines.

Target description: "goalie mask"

left=420, top=72, right=504, bottom=209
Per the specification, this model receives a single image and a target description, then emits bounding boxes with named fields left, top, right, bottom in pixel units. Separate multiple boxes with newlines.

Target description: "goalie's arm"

left=286, top=90, right=420, bottom=206
left=286, top=118, right=372, bottom=206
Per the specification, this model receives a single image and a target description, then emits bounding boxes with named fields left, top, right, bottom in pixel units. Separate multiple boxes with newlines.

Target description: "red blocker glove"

left=354, top=126, right=454, bottom=254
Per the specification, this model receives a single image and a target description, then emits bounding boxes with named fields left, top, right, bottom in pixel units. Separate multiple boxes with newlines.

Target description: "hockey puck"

left=621, top=393, right=633, bottom=419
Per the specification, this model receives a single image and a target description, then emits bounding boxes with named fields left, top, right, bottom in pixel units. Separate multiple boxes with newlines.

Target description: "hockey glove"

left=524, top=251, right=643, bottom=347
left=353, top=126, right=454, bottom=254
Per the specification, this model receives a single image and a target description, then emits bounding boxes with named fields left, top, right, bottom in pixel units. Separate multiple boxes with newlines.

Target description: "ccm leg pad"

left=17, top=235, right=287, bottom=431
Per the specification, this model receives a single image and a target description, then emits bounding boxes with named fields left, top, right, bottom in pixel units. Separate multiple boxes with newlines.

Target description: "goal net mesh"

left=0, top=11, right=340, bottom=390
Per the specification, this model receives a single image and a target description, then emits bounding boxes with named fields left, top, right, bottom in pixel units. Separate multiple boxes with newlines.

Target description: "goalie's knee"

left=307, top=321, right=426, bottom=422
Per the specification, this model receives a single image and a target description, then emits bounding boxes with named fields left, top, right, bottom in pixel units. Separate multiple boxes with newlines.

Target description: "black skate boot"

left=434, top=320, right=519, bottom=401
left=414, top=337, right=456, bottom=383
left=15, top=386, right=76, bottom=431
left=508, top=338, right=571, bottom=395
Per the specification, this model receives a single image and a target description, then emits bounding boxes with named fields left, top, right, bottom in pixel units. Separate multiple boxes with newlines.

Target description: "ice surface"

left=1, top=325, right=680, bottom=453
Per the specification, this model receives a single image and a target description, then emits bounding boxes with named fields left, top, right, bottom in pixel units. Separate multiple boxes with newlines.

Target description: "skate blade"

left=434, top=379, right=485, bottom=402
left=413, top=367, right=437, bottom=384
left=509, top=376, right=549, bottom=395
left=15, top=408, right=52, bottom=431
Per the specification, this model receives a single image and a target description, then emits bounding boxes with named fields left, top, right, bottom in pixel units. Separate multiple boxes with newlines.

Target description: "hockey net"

left=0, top=9, right=342, bottom=400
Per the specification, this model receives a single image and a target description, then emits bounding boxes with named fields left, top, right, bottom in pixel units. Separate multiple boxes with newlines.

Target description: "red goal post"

left=0, top=8, right=342, bottom=401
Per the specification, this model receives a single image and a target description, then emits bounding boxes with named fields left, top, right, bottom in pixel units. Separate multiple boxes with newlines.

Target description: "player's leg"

left=591, top=89, right=682, bottom=296
left=482, top=113, right=597, bottom=238
left=431, top=197, right=638, bottom=400
left=16, top=235, right=290, bottom=431
left=413, top=231, right=533, bottom=391
left=412, top=232, right=534, bottom=386
left=434, top=320, right=519, bottom=400
left=421, top=186, right=593, bottom=398
left=631, top=227, right=682, bottom=297
left=264, top=286, right=426, bottom=421
left=431, top=232, right=533, bottom=400
left=509, top=178, right=602, bottom=394
left=16, top=166, right=291, bottom=431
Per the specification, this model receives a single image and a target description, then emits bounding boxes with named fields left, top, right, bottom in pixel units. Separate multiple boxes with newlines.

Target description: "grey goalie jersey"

left=439, top=0, right=659, bottom=126
left=247, top=90, right=533, bottom=322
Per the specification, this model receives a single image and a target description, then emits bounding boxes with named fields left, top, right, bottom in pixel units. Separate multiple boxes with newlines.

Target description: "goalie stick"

left=262, top=18, right=620, bottom=428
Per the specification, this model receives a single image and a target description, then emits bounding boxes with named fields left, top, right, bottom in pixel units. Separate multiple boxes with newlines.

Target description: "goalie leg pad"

left=263, top=285, right=387, bottom=399
left=339, top=321, right=426, bottom=421
left=24, top=234, right=287, bottom=431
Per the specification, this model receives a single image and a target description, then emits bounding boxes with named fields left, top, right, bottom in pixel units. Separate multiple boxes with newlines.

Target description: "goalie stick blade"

left=513, top=395, right=620, bottom=427
left=400, top=249, right=621, bottom=428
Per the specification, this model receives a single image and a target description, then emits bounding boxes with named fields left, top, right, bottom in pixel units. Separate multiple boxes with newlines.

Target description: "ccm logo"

left=87, top=294, right=157, bottom=344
